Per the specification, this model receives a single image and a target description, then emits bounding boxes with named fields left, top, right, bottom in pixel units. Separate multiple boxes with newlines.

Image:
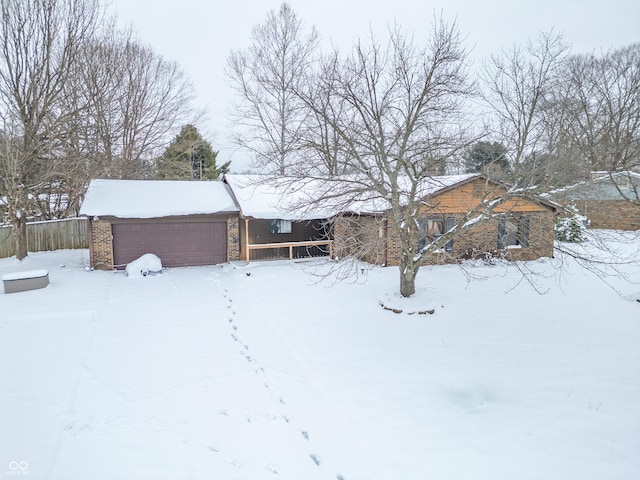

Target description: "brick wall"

left=89, top=219, right=114, bottom=270
left=334, top=214, right=388, bottom=265
left=227, top=217, right=240, bottom=261
left=450, top=211, right=555, bottom=262
left=572, top=200, right=640, bottom=231
left=334, top=210, right=556, bottom=267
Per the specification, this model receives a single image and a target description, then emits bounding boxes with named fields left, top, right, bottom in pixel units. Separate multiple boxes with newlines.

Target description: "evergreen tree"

left=463, top=141, right=510, bottom=179
left=157, top=125, right=230, bottom=180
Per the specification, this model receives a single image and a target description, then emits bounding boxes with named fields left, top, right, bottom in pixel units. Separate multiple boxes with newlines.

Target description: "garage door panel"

left=112, top=221, right=227, bottom=268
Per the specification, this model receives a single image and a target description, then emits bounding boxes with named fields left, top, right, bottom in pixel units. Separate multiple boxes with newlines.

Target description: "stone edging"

left=379, top=302, right=435, bottom=315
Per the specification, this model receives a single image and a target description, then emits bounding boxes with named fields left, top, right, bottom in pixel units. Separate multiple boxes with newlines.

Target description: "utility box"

left=2, top=269, right=49, bottom=294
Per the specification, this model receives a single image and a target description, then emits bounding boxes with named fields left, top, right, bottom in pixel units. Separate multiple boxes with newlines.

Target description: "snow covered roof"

left=224, top=173, right=484, bottom=219
left=223, top=174, right=335, bottom=220
left=80, top=179, right=239, bottom=218
left=347, top=173, right=482, bottom=214
left=547, top=171, right=640, bottom=202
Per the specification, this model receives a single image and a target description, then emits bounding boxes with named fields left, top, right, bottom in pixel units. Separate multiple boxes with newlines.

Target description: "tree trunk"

left=399, top=256, right=419, bottom=297
left=13, top=215, right=28, bottom=260
left=8, top=187, right=29, bottom=260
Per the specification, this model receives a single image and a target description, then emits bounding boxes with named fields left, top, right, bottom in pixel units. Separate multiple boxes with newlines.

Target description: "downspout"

left=109, top=223, right=115, bottom=270
left=245, top=217, right=250, bottom=263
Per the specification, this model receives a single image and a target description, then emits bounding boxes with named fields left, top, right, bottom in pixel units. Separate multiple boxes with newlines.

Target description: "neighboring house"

left=548, top=171, right=640, bottom=231
left=80, top=179, right=240, bottom=269
left=223, top=174, right=334, bottom=262
left=332, top=174, right=560, bottom=266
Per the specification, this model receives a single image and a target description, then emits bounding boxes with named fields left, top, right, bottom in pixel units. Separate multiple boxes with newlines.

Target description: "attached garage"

left=80, top=179, right=240, bottom=270
left=112, top=220, right=228, bottom=268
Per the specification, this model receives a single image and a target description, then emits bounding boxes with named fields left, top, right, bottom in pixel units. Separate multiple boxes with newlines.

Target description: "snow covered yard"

left=1, top=232, right=639, bottom=480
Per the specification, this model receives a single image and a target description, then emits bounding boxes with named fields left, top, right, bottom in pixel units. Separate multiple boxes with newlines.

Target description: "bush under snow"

left=555, top=204, right=587, bottom=243
left=125, top=253, right=163, bottom=277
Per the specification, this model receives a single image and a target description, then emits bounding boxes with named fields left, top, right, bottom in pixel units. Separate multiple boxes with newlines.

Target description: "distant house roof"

left=548, top=171, right=640, bottom=202
left=80, top=179, right=239, bottom=218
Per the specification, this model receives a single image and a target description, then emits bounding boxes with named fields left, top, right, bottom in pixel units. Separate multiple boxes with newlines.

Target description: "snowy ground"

left=1, top=231, right=639, bottom=480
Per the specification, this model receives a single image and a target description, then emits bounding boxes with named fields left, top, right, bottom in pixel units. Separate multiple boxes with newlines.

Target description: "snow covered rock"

left=125, top=254, right=163, bottom=278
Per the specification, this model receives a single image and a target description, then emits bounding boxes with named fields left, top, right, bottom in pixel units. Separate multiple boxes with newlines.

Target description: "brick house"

left=333, top=174, right=560, bottom=266
left=548, top=171, right=640, bottom=231
left=80, top=179, right=240, bottom=270
left=80, top=175, right=559, bottom=270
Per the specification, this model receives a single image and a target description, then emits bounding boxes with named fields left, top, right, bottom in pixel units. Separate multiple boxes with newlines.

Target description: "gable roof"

left=80, top=179, right=239, bottom=218
left=343, top=173, right=483, bottom=214
left=224, top=173, right=560, bottom=219
left=224, top=173, right=483, bottom=220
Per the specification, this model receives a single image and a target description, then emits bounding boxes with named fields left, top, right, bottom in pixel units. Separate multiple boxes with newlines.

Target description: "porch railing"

left=246, top=239, right=333, bottom=263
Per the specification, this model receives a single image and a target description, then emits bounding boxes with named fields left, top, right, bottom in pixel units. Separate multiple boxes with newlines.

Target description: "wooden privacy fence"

left=0, top=218, right=88, bottom=259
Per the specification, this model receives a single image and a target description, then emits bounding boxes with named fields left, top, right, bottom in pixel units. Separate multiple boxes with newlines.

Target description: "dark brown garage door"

left=112, top=221, right=227, bottom=268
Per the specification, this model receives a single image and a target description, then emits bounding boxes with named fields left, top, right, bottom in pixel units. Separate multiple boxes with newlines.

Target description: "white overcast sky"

left=109, top=0, right=640, bottom=171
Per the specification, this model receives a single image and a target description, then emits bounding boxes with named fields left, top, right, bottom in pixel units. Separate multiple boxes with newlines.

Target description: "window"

left=418, top=216, right=454, bottom=252
left=269, top=219, right=292, bottom=234
left=498, top=215, right=530, bottom=249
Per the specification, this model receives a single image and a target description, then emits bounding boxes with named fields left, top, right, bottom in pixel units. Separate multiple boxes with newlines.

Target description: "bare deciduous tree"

left=0, top=0, right=101, bottom=259
left=557, top=44, right=640, bottom=200
left=289, top=18, right=476, bottom=297
left=226, top=2, right=318, bottom=174
left=71, top=23, right=194, bottom=180
left=479, top=30, right=569, bottom=187
left=0, top=0, right=195, bottom=258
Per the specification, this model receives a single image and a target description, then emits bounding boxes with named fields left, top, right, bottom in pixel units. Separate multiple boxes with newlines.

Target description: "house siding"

left=549, top=172, right=640, bottom=231
left=571, top=199, right=640, bottom=231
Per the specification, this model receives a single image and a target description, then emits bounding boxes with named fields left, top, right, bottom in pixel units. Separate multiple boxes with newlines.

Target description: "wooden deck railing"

left=246, top=239, right=333, bottom=263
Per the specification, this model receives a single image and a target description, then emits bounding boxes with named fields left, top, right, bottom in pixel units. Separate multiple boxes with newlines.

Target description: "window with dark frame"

left=418, top=216, right=455, bottom=253
left=498, top=215, right=530, bottom=249
left=269, top=219, right=292, bottom=234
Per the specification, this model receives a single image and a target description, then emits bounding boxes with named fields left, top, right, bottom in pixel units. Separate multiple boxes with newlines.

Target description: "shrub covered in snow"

left=125, top=253, right=163, bottom=277
left=555, top=204, right=587, bottom=243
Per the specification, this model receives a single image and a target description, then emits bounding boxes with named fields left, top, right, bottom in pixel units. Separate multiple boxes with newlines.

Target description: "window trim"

left=498, top=215, right=530, bottom=249
left=418, top=216, right=454, bottom=253
left=269, top=219, right=292, bottom=234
